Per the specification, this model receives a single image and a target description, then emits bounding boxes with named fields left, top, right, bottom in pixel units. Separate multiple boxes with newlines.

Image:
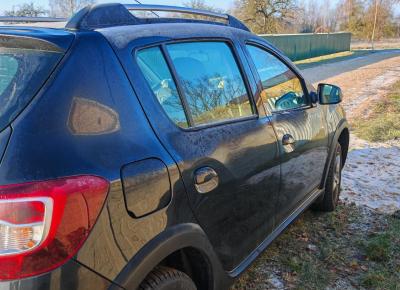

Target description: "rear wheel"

left=139, top=266, right=197, bottom=290
left=314, top=142, right=342, bottom=212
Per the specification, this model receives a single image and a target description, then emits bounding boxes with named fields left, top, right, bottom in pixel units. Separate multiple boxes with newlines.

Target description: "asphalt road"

left=301, top=49, right=400, bottom=83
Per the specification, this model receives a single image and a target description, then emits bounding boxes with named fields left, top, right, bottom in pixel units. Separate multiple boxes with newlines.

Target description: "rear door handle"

left=282, top=134, right=295, bottom=145
left=194, top=167, right=219, bottom=194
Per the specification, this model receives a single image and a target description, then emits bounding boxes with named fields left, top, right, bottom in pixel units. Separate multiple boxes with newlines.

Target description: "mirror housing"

left=309, top=91, right=318, bottom=104
left=318, top=83, right=343, bottom=105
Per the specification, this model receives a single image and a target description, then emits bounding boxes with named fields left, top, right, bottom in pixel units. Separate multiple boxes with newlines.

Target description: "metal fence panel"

left=260, top=33, right=352, bottom=61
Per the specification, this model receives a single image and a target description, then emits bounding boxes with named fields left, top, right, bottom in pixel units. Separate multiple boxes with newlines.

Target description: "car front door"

left=132, top=40, right=281, bottom=271
left=244, top=42, right=329, bottom=225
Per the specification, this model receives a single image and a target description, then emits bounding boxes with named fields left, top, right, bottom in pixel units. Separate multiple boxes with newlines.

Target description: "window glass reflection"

left=246, top=45, right=308, bottom=113
left=137, top=47, right=189, bottom=128
left=167, top=42, right=253, bottom=126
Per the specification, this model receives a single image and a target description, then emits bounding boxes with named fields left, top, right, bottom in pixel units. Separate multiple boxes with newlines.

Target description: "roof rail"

left=0, top=16, right=67, bottom=23
left=124, top=4, right=229, bottom=20
left=65, top=3, right=249, bottom=31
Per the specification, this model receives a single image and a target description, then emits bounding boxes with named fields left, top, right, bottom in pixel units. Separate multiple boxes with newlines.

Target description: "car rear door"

left=243, top=41, right=329, bottom=225
left=130, top=39, right=281, bottom=271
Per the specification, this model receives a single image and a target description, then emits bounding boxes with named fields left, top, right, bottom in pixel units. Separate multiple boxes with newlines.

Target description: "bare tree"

left=5, top=2, right=47, bottom=17
left=233, top=0, right=298, bottom=34
left=333, top=0, right=399, bottom=40
left=297, top=0, right=338, bottom=33
left=364, top=0, right=398, bottom=40
left=49, top=0, right=96, bottom=18
left=183, top=0, right=223, bottom=12
left=336, top=0, right=366, bottom=37
left=182, top=0, right=223, bottom=20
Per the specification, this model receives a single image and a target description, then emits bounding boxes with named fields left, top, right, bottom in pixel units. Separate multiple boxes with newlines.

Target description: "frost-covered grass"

left=352, top=80, right=400, bottom=142
left=232, top=204, right=400, bottom=290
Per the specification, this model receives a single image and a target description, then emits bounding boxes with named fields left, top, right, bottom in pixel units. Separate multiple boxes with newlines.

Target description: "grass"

left=352, top=80, right=400, bottom=142
left=294, top=50, right=373, bottom=69
left=231, top=204, right=400, bottom=289
left=361, top=216, right=400, bottom=290
left=364, top=233, right=392, bottom=262
left=295, top=258, right=332, bottom=290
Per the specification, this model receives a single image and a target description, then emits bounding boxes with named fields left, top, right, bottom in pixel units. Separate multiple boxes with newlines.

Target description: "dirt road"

left=302, top=50, right=400, bottom=214
left=302, top=50, right=400, bottom=84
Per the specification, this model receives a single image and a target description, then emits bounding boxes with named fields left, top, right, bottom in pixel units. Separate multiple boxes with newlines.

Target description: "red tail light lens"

left=0, top=200, right=45, bottom=224
left=0, top=175, right=109, bottom=281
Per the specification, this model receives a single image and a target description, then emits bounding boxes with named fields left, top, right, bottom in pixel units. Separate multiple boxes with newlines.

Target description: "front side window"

left=137, top=47, right=189, bottom=128
left=167, top=42, right=253, bottom=126
left=246, top=45, right=309, bottom=114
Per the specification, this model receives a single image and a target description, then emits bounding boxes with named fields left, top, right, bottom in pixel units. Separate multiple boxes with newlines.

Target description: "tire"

left=314, top=142, right=342, bottom=212
left=139, top=266, right=197, bottom=290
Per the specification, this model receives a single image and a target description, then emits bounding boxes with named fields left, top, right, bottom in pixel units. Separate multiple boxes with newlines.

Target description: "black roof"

left=97, top=22, right=255, bottom=49
left=0, top=27, right=74, bottom=51
left=65, top=3, right=249, bottom=32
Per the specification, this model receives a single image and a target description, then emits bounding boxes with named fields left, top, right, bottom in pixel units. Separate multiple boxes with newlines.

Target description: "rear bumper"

left=0, top=259, right=122, bottom=290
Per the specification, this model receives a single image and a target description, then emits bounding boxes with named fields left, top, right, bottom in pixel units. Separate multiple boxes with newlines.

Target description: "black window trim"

left=135, top=45, right=192, bottom=128
left=160, top=44, right=194, bottom=127
left=243, top=40, right=313, bottom=115
left=133, top=37, right=259, bottom=132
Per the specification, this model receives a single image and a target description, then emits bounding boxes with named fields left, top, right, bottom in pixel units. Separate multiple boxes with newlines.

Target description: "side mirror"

left=317, top=83, right=343, bottom=105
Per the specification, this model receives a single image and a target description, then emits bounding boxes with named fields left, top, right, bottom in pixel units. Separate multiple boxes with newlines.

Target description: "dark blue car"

left=0, top=4, right=349, bottom=290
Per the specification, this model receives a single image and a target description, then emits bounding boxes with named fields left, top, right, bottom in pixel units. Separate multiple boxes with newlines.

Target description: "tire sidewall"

left=331, top=143, right=342, bottom=208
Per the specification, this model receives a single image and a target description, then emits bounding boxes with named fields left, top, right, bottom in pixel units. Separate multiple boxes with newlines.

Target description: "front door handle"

left=282, top=134, right=295, bottom=146
left=194, top=167, right=219, bottom=194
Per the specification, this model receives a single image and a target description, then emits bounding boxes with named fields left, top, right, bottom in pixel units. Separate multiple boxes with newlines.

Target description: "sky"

left=0, top=0, right=398, bottom=16
left=0, top=0, right=234, bottom=13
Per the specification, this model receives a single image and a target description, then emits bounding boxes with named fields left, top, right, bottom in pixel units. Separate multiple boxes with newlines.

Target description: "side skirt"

left=228, top=187, right=324, bottom=278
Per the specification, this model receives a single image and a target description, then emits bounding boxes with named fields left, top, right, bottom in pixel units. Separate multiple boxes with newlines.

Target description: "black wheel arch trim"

left=320, top=119, right=349, bottom=190
left=109, top=223, right=230, bottom=290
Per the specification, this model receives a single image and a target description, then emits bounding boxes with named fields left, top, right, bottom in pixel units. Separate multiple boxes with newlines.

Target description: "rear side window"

left=137, top=47, right=189, bottom=128
left=167, top=42, right=253, bottom=126
left=0, top=47, right=61, bottom=131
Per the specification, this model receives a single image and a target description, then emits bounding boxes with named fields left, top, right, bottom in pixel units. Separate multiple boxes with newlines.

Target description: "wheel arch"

left=337, top=127, right=349, bottom=167
left=320, top=120, right=349, bottom=190
left=111, top=223, right=230, bottom=290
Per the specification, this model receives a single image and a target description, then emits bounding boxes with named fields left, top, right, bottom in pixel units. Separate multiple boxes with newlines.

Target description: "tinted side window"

left=0, top=47, right=62, bottom=131
left=137, top=47, right=188, bottom=128
left=167, top=42, right=253, bottom=126
left=246, top=45, right=308, bottom=114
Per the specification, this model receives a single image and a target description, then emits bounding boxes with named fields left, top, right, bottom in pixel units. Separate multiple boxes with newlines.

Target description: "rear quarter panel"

left=0, top=31, right=194, bottom=282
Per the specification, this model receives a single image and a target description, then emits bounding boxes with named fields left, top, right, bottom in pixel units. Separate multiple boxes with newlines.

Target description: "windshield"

left=0, top=47, right=62, bottom=131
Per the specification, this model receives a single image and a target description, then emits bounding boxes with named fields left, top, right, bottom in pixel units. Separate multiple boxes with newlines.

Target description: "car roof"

left=0, top=26, right=74, bottom=51
left=0, top=3, right=260, bottom=52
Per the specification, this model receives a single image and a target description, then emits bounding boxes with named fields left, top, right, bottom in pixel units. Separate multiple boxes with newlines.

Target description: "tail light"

left=0, top=175, right=109, bottom=281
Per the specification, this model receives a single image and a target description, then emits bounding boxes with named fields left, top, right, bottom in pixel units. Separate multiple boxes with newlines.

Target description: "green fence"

left=260, top=32, right=352, bottom=61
